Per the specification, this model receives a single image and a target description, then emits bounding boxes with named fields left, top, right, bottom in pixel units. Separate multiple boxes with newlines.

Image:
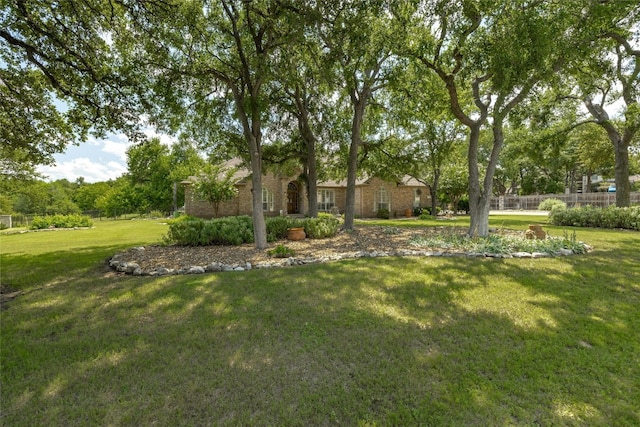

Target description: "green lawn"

left=1, top=217, right=639, bottom=426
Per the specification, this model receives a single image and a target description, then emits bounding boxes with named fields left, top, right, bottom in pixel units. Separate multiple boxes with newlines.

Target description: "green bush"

left=267, top=244, right=295, bottom=258
left=30, top=214, right=93, bottom=230
left=376, top=208, right=390, bottom=219
left=549, top=205, right=640, bottom=231
left=266, top=216, right=294, bottom=242
left=164, top=216, right=253, bottom=246
left=538, top=198, right=566, bottom=211
left=303, top=214, right=341, bottom=239
left=456, top=198, right=469, bottom=213
left=146, top=210, right=167, bottom=219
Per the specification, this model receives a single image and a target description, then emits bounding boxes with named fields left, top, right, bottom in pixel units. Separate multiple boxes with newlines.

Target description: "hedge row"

left=30, top=214, right=93, bottom=230
left=164, top=214, right=341, bottom=246
left=549, top=205, right=640, bottom=231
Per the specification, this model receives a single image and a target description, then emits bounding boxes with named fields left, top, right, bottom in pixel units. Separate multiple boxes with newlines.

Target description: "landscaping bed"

left=110, top=225, right=589, bottom=276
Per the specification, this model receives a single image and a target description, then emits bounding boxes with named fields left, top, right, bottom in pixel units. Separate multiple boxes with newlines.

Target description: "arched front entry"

left=287, top=181, right=300, bottom=214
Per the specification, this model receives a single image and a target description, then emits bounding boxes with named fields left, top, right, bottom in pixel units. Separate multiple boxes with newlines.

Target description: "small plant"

left=267, top=244, right=295, bottom=258
left=376, top=208, right=390, bottom=219
left=303, top=214, right=340, bottom=239
left=146, top=210, right=166, bottom=219
left=382, top=226, right=402, bottom=235
left=538, top=198, right=566, bottom=211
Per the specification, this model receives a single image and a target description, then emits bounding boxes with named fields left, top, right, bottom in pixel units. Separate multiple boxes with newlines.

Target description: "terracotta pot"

left=528, top=224, right=546, bottom=240
left=404, top=208, right=413, bottom=217
left=287, top=227, right=306, bottom=241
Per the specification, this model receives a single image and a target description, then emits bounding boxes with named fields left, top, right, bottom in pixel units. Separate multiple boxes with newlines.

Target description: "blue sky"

left=36, top=130, right=173, bottom=183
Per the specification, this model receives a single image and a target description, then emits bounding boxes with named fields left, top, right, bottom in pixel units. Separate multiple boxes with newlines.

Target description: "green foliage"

left=192, top=164, right=239, bottom=217
left=409, top=231, right=588, bottom=255
left=30, top=214, right=93, bottom=230
left=538, top=198, right=567, bottom=211
left=146, top=210, right=166, bottom=219
left=303, top=214, right=341, bottom=239
left=419, top=206, right=440, bottom=219
left=267, top=244, right=295, bottom=258
left=164, top=216, right=253, bottom=246
left=376, top=208, right=390, bottom=219
left=266, top=216, right=295, bottom=242
left=549, top=206, right=640, bottom=231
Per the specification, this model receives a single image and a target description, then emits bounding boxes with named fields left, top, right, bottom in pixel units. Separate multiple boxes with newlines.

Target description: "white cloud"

left=38, top=157, right=127, bottom=183
left=101, top=135, right=132, bottom=162
left=143, top=128, right=176, bottom=146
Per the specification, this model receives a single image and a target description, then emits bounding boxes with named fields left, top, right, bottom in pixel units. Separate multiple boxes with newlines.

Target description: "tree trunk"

left=584, top=99, right=631, bottom=207
left=467, top=125, right=484, bottom=236
left=306, top=143, right=318, bottom=218
left=430, top=169, right=440, bottom=216
left=343, top=93, right=367, bottom=231
left=249, top=141, right=268, bottom=249
left=172, top=182, right=177, bottom=214
left=299, top=105, right=318, bottom=218
left=614, top=136, right=631, bottom=207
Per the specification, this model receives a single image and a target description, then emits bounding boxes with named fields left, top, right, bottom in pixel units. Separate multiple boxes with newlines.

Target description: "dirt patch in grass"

left=0, top=284, right=22, bottom=307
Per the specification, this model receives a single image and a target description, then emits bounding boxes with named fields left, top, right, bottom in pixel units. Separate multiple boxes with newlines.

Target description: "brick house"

left=183, top=159, right=430, bottom=218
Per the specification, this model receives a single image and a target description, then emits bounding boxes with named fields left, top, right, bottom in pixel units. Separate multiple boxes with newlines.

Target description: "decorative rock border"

left=109, top=245, right=590, bottom=277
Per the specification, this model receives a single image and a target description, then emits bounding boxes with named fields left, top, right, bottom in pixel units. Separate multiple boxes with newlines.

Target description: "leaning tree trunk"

left=584, top=99, right=631, bottom=207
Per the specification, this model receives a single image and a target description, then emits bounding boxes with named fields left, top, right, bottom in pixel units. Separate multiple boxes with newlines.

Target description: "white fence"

left=491, top=192, right=640, bottom=210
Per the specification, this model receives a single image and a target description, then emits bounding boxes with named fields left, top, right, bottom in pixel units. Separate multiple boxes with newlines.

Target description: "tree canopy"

left=2, top=0, right=638, bottom=239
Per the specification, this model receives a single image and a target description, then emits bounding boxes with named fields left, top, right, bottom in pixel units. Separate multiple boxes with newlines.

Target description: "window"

left=262, top=187, right=273, bottom=212
left=414, top=189, right=422, bottom=208
left=375, top=187, right=389, bottom=212
left=317, top=189, right=335, bottom=212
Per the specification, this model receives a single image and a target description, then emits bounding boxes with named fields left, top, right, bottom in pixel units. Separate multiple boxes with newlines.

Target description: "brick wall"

left=185, top=174, right=430, bottom=219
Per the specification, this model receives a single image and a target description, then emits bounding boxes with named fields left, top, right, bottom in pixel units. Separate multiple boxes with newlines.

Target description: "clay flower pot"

left=527, top=224, right=546, bottom=240
left=287, top=227, right=306, bottom=241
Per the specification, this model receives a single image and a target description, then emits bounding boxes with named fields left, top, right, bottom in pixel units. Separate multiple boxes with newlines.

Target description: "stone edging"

left=109, top=245, right=591, bottom=277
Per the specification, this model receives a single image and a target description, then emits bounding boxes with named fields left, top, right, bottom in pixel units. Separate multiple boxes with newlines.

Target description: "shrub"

left=549, top=205, right=640, bottom=231
left=538, top=198, right=566, bottom=211
left=376, top=208, right=390, bottom=219
left=303, top=214, right=341, bottom=239
left=164, top=216, right=253, bottom=246
left=413, top=207, right=423, bottom=217
left=266, top=216, right=294, bottom=241
left=456, top=198, right=469, bottom=213
left=147, top=210, right=166, bottom=219
left=267, top=244, right=295, bottom=258
left=30, top=214, right=93, bottom=229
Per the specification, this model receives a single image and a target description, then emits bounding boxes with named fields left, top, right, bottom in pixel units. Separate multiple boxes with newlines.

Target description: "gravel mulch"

left=112, top=225, right=472, bottom=273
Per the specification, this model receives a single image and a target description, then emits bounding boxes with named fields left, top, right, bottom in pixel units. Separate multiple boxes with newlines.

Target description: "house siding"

left=184, top=171, right=429, bottom=219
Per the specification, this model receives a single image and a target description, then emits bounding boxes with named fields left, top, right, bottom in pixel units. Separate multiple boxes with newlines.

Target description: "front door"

left=287, top=182, right=299, bottom=214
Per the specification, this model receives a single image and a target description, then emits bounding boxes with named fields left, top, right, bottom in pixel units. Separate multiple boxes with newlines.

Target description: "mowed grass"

left=1, top=216, right=639, bottom=426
